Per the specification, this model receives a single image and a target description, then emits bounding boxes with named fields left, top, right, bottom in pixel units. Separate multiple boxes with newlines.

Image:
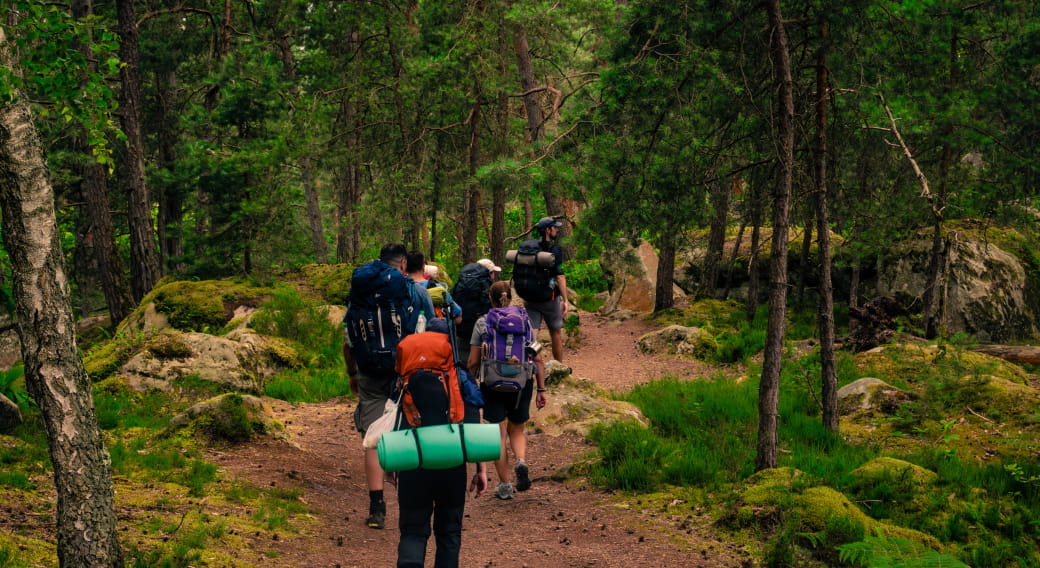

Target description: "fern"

left=838, top=535, right=968, bottom=568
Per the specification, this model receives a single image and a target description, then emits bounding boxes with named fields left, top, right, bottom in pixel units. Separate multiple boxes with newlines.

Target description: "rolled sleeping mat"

left=377, top=423, right=502, bottom=472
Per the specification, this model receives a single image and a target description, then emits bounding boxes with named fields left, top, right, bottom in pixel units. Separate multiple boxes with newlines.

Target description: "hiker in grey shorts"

left=519, top=217, right=568, bottom=363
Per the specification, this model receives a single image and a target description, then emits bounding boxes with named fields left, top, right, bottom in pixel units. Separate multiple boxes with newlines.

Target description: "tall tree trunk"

left=654, top=231, right=677, bottom=312
left=461, top=82, right=482, bottom=264
left=335, top=29, right=363, bottom=264
left=702, top=176, right=731, bottom=299
left=0, top=30, right=124, bottom=566
left=71, top=0, right=132, bottom=324
left=815, top=20, right=838, bottom=433
left=117, top=0, right=161, bottom=301
left=746, top=195, right=763, bottom=322
left=155, top=68, right=185, bottom=273
left=923, top=144, right=951, bottom=339
left=756, top=0, right=794, bottom=472
left=795, top=218, right=812, bottom=308
left=513, top=23, right=567, bottom=236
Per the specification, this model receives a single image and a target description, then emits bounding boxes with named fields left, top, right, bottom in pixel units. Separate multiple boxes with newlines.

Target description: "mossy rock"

left=849, top=457, right=937, bottom=495
left=82, top=331, right=152, bottom=381
left=637, top=325, right=717, bottom=359
left=123, top=279, right=272, bottom=333
left=297, top=264, right=357, bottom=305
left=168, top=393, right=284, bottom=444
left=738, top=467, right=941, bottom=551
left=855, top=343, right=1031, bottom=388
left=648, top=299, right=742, bottom=328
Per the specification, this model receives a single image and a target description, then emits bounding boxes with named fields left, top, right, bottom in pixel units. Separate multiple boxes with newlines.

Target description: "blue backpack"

left=344, top=260, right=416, bottom=376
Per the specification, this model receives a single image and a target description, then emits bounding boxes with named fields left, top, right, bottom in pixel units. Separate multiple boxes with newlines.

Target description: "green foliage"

left=838, top=535, right=968, bottom=568
left=248, top=286, right=342, bottom=367
left=192, top=394, right=258, bottom=444
left=712, top=321, right=767, bottom=364
left=264, top=368, right=350, bottom=403
left=0, top=364, right=31, bottom=407
left=587, top=419, right=665, bottom=491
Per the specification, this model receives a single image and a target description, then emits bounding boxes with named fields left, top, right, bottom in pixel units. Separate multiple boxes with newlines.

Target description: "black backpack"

left=509, top=239, right=556, bottom=303
left=452, top=263, right=492, bottom=343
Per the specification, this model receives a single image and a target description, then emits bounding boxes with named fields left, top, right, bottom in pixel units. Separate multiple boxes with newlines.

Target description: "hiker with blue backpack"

left=509, top=216, right=568, bottom=363
left=343, top=243, right=435, bottom=530
left=466, top=281, right=547, bottom=500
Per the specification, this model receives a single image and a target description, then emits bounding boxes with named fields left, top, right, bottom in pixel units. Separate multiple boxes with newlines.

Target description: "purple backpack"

left=480, top=306, right=535, bottom=393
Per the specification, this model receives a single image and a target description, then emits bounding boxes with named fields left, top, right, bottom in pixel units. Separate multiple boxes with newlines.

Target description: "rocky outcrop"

left=836, top=377, right=907, bottom=415
left=876, top=233, right=1038, bottom=341
left=169, top=393, right=283, bottom=442
left=636, top=325, right=717, bottom=360
left=114, top=329, right=300, bottom=392
left=601, top=240, right=685, bottom=314
left=532, top=376, right=646, bottom=437
left=0, top=392, right=21, bottom=432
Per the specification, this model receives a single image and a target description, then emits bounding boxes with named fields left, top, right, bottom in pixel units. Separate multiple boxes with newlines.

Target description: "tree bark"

left=461, top=80, right=482, bottom=264
left=702, top=176, right=731, bottom=299
left=513, top=23, right=568, bottom=240
left=71, top=0, right=131, bottom=323
left=970, top=345, right=1040, bottom=365
left=0, top=28, right=124, bottom=567
left=335, top=30, right=362, bottom=264
left=155, top=68, right=185, bottom=273
left=814, top=20, right=838, bottom=433
left=796, top=218, right=812, bottom=308
left=654, top=231, right=677, bottom=312
left=746, top=194, right=763, bottom=322
left=117, top=0, right=162, bottom=301
left=756, top=0, right=794, bottom=472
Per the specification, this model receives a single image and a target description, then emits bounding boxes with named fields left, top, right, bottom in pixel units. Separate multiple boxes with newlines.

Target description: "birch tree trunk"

left=756, top=0, right=794, bottom=472
left=0, top=27, right=124, bottom=567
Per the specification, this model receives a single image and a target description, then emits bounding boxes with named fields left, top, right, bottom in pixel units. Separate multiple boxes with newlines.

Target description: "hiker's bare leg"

left=365, top=448, right=384, bottom=491
left=494, top=422, right=511, bottom=482
left=506, top=420, right=527, bottom=466
left=549, top=327, right=564, bottom=362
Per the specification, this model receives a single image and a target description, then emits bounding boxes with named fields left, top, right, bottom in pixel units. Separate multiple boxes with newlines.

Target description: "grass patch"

left=588, top=347, right=1040, bottom=566
left=265, top=367, right=350, bottom=403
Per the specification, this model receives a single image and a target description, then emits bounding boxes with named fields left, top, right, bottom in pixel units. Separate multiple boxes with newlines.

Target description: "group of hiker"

left=342, top=217, right=568, bottom=567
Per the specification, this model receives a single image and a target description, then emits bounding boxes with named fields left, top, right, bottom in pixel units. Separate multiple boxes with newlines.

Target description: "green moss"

left=82, top=332, right=148, bottom=381
left=145, top=332, right=194, bottom=360
left=138, top=279, right=272, bottom=333
left=851, top=457, right=937, bottom=487
left=0, top=531, right=56, bottom=567
left=298, top=264, right=357, bottom=305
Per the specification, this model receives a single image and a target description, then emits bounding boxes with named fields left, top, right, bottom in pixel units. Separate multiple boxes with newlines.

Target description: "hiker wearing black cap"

left=511, top=217, right=568, bottom=363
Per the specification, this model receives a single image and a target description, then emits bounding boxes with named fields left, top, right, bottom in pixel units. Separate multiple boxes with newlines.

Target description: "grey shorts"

left=353, top=370, right=395, bottom=434
left=524, top=297, right=564, bottom=331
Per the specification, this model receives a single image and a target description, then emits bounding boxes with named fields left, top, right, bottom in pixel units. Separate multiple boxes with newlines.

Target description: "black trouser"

left=397, top=465, right=467, bottom=568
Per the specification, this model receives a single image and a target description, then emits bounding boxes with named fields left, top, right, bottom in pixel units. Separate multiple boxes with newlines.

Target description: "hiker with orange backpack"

left=343, top=243, right=436, bottom=530
left=393, top=317, right=488, bottom=567
left=466, top=281, right=547, bottom=500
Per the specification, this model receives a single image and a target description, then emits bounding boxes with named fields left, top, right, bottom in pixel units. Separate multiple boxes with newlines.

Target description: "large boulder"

left=636, top=325, right=717, bottom=359
left=532, top=375, right=646, bottom=437
left=0, top=392, right=21, bottom=432
left=600, top=240, right=685, bottom=314
left=837, top=377, right=908, bottom=415
left=112, top=329, right=300, bottom=392
left=876, top=232, right=1038, bottom=341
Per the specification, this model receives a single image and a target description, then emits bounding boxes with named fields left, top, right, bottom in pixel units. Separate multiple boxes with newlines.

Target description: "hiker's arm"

left=470, top=462, right=488, bottom=497
left=343, top=344, right=359, bottom=395
left=467, top=344, right=481, bottom=375
left=534, top=356, right=548, bottom=409
left=556, top=274, right=568, bottom=316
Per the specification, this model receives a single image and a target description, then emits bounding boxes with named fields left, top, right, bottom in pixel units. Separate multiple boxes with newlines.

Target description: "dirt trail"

left=212, top=311, right=756, bottom=567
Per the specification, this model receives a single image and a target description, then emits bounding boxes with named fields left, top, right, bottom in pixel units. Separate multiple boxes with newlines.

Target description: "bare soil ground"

left=211, top=311, right=758, bottom=567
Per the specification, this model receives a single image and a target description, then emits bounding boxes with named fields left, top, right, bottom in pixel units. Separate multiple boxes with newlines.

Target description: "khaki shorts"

left=524, top=297, right=564, bottom=331
left=353, top=370, right=395, bottom=434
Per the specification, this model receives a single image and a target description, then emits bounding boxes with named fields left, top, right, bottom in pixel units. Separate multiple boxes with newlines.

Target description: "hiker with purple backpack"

left=466, top=281, right=547, bottom=500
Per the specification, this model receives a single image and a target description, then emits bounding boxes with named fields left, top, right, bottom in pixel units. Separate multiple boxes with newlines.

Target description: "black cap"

left=427, top=317, right=450, bottom=335
left=536, top=217, right=562, bottom=231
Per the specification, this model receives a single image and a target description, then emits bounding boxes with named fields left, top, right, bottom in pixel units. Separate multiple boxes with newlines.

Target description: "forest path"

left=211, top=310, right=756, bottom=567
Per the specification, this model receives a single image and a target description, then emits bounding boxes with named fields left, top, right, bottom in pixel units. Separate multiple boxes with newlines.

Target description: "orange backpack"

left=394, top=331, right=465, bottom=427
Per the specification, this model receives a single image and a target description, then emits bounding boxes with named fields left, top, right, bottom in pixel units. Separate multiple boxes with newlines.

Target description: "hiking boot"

left=495, top=482, right=514, bottom=500
left=366, top=501, right=386, bottom=529
left=515, top=460, right=531, bottom=492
